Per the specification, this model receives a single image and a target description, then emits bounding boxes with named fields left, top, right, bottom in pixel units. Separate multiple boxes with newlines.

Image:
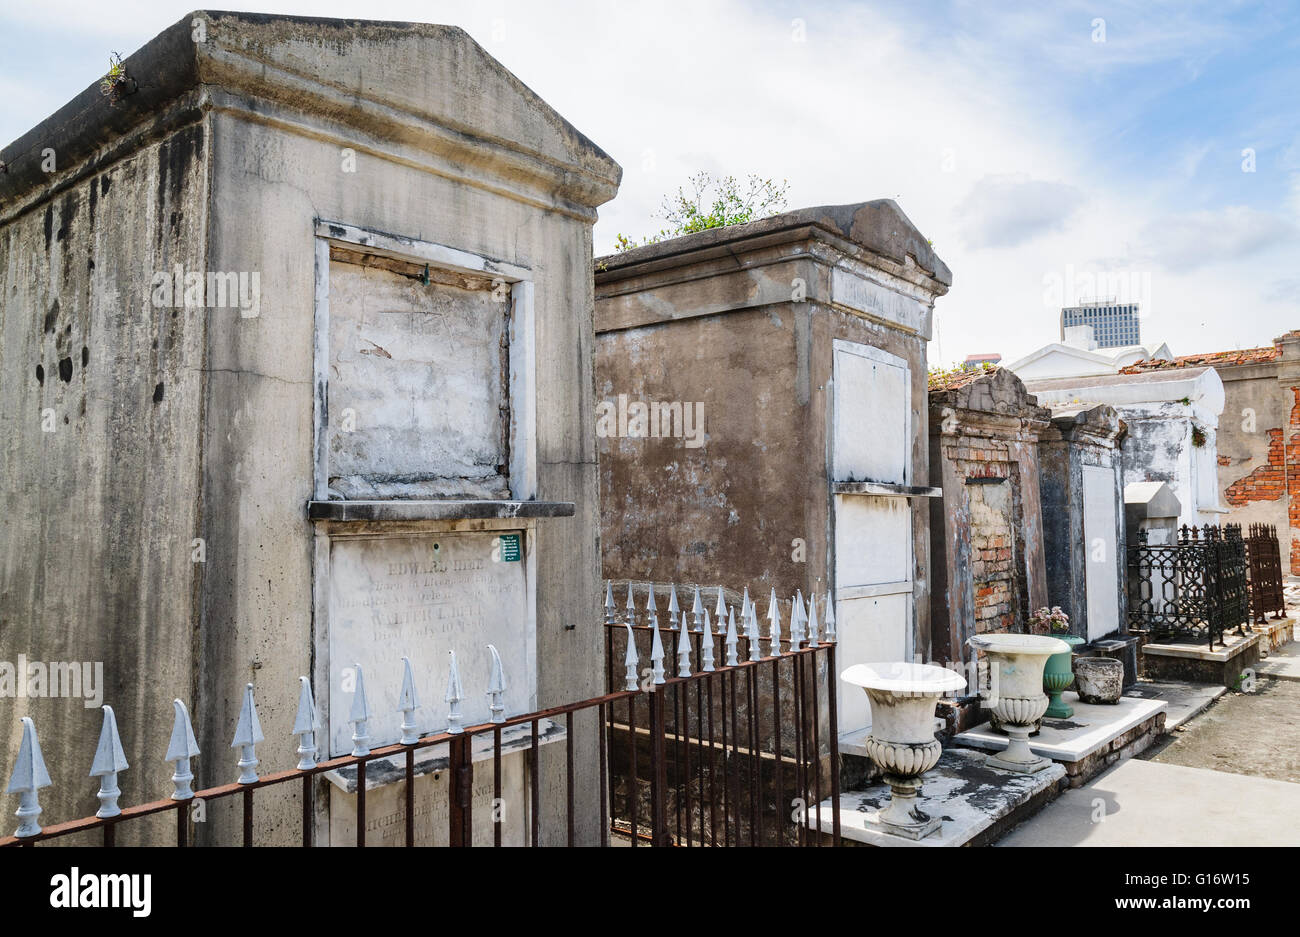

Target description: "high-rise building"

left=1060, top=301, right=1140, bottom=349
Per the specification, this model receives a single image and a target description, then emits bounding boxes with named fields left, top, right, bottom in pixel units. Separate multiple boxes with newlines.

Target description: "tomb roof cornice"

left=0, top=11, right=621, bottom=222
left=594, top=200, right=951, bottom=296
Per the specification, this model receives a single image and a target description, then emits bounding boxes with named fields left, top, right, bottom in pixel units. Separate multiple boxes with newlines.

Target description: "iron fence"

left=1126, top=523, right=1252, bottom=649
left=1246, top=523, right=1286, bottom=623
left=2, top=585, right=841, bottom=848
left=602, top=583, right=840, bottom=846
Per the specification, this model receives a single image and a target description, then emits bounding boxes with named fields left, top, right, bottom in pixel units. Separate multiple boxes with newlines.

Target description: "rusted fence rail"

left=3, top=584, right=841, bottom=847
left=602, top=583, right=840, bottom=846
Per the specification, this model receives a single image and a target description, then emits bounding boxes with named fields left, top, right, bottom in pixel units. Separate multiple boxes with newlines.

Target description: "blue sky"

left=2, top=0, right=1297, bottom=365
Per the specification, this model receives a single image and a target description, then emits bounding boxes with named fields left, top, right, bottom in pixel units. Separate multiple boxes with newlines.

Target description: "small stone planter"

left=1073, top=657, right=1123, bottom=704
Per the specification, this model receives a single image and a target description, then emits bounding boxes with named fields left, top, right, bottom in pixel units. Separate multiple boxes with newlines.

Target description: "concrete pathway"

left=996, top=758, right=1300, bottom=846
left=1259, top=638, right=1300, bottom=681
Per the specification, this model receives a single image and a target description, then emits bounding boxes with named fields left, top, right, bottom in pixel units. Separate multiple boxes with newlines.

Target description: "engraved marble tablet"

left=327, top=530, right=531, bottom=756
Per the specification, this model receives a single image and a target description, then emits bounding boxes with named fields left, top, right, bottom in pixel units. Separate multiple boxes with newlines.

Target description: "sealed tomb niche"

left=325, top=245, right=511, bottom=500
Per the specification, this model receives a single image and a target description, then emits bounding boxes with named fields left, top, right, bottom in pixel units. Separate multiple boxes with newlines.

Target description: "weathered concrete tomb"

left=594, top=202, right=951, bottom=739
left=1024, top=367, right=1227, bottom=530
left=926, top=367, right=1051, bottom=668
left=1036, top=405, right=1127, bottom=641
left=0, top=11, right=620, bottom=844
left=1036, top=405, right=1134, bottom=681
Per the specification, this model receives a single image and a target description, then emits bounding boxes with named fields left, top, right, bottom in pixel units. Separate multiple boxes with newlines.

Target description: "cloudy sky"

left=3, top=0, right=1297, bottom=366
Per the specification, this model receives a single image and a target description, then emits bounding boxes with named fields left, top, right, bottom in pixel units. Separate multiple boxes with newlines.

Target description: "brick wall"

left=1290, top=387, right=1300, bottom=574
left=1220, top=386, right=1300, bottom=575
left=947, top=435, right=1019, bottom=633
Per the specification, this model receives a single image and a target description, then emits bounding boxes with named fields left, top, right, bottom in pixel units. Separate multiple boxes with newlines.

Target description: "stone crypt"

left=0, top=12, right=620, bottom=845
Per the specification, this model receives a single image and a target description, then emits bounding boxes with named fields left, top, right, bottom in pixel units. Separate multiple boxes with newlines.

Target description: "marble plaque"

left=327, top=530, right=532, bottom=756
left=329, top=750, right=528, bottom=846
left=326, top=258, right=509, bottom=499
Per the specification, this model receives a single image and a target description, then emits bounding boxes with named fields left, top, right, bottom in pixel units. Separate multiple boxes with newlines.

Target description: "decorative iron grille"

left=1126, top=524, right=1252, bottom=650
left=1246, top=523, right=1286, bottom=623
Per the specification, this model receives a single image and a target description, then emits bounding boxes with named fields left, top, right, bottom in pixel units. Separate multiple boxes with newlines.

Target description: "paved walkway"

left=1259, top=638, right=1300, bottom=681
left=996, top=758, right=1300, bottom=846
left=1000, top=647, right=1300, bottom=846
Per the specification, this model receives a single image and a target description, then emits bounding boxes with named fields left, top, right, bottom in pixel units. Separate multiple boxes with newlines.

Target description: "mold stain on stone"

left=35, top=363, right=44, bottom=386
left=58, top=357, right=73, bottom=382
left=153, top=382, right=164, bottom=403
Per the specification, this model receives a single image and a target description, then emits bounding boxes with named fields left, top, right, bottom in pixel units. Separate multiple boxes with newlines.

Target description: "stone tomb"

left=306, top=220, right=574, bottom=844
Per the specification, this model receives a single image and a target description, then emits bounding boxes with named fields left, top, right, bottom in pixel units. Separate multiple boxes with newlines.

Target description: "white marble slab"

left=1142, top=632, right=1259, bottom=662
left=953, top=693, right=1166, bottom=763
left=803, top=747, right=1064, bottom=847
left=329, top=749, right=528, bottom=846
left=326, top=530, right=532, bottom=757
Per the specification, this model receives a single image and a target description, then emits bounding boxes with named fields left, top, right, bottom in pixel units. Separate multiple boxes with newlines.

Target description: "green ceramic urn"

left=1043, top=635, right=1086, bottom=718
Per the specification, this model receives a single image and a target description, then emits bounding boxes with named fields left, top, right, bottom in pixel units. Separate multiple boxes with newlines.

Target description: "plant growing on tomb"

left=614, top=172, right=790, bottom=250
left=1191, top=426, right=1206, bottom=447
left=98, top=52, right=137, bottom=105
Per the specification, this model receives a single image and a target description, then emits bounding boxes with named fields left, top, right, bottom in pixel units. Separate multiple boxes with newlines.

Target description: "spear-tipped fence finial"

left=806, top=593, right=820, bottom=646
left=790, top=591, right=807, bottom=648
left=824, top=592, right=837, bottom=642
left=605, top=581, right=617, bottom=626
left=625, top=583, right=637, bottom=627
left=166, top=699, right=201, bottom=799
left=667, top=584, right=681, bottom=627
left=291, top=678, right=317, bottom=771
left=6, top=717, right=52, bottom=838
left=650, top=613, right=667, bottom=685
left=231, top=683, right=265, bottom=785
left=725, top=606, right=740, bottom=667
left=767, top=588, right=783, bottom=656
left=623, top=621, right=640, bottom=691
left=89, top=705, right=129, bottom=820
left=690, top=586, right=704, bottom=632
left=701, top=608, right=716, bottom=671
left=677, top=611, right=693, bottom=677
left=486, top=644, right=507, bottom=724
left=349, top=663, right=371, bottom=757
left=446, top=650, right=465, bottom=734
left=748, top=599, right=763, bottom=662
left=714, top=587, right=727, bottom=634
left=398, top=657, right=422, bottom=744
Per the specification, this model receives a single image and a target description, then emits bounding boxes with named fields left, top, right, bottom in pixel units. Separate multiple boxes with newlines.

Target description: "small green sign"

left=498, top=533, right=521, bottom=563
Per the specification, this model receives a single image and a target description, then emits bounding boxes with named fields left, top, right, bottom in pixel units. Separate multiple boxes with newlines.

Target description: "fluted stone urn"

left=968, top=633, right=1070, bottom=774
left=842, top=662, right=967, bottom=840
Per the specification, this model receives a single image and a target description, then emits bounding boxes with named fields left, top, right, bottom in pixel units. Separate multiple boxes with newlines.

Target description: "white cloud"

left=952, top=174, right=1088, bottom=249
left=1138, top=206, right=1298, bottom=272
left=1, top=0, right=1296, bottom=366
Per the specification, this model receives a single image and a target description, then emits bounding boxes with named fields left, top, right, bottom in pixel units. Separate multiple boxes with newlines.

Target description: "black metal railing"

left=1246, top=523, right=1286, bottom=623
left=1127, top=523, right=1252, bottom=649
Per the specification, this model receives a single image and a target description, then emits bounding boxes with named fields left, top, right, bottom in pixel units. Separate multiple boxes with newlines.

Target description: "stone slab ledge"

left=804, top=748, right=1065, bottom=847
